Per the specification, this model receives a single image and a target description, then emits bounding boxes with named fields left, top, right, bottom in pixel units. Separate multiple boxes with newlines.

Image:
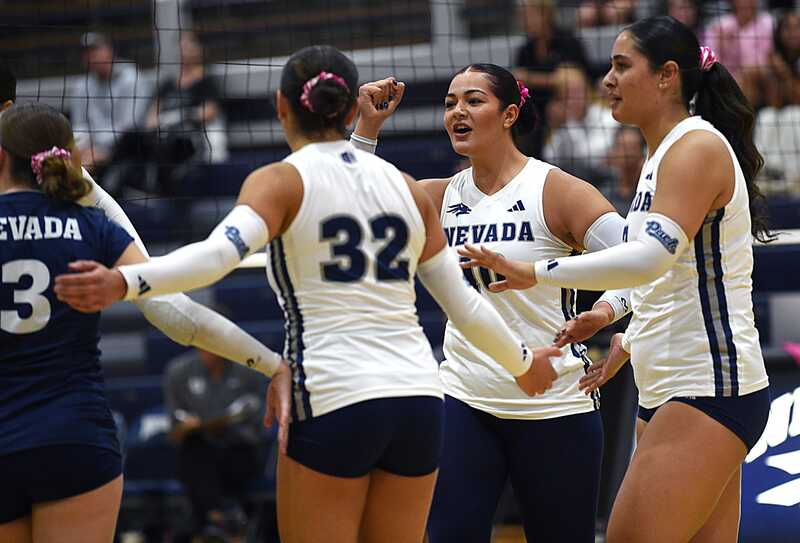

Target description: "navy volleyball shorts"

left=287, top=396, right=444, bottom=478
left=637, top=387, right=770, bottom=451
left=0, top=444, right=122, bottom=523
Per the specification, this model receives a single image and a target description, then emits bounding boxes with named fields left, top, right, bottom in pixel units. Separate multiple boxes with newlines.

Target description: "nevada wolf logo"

left=447, top=203, right=472, bottom=216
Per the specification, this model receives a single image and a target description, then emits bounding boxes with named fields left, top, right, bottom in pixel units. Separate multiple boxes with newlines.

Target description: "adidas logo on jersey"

left=446, top=203, right=472, bottom=216
left=507, top=200, right=526, bottom=212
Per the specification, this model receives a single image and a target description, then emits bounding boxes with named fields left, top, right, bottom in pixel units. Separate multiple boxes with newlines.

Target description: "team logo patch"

left=446, top=203, right=472, bottom=216
left=645, top=220, right=678, bottom=254
left=340, top=151, right=356, bottom=163
left=225, top=225, right=250, bottom=259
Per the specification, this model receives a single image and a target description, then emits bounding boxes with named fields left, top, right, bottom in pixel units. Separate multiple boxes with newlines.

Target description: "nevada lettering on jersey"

left=0, top=215, right=82, bottom=241
left=629, top=190, right=653, bottom=213
left=444, top=221, right=535, bottom=246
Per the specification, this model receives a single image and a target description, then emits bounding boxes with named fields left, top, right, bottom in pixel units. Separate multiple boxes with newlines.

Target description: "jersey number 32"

left=320, top=214, right=410, bottom=282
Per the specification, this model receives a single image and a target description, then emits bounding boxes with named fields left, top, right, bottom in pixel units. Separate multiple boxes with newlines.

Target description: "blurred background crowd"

left=3, top=1, right=800, bottom=541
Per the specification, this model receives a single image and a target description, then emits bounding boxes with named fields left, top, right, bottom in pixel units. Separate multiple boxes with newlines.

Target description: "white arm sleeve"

left=78, top=168, right=149, bottom=256
left=583, top=211, right=627, bottom=252
left=534, top=213, right=689, bottom=290
left=74, top=175, right=280, bottom=374
left=417, top=247, right=531, bottom=376
left=118, top=205, right=268, bottom=300
left=583, top=212, right=632, bottom=321
left=136, top=294, right=281, bottom=376
left=595, top=289, right=632, bottom=323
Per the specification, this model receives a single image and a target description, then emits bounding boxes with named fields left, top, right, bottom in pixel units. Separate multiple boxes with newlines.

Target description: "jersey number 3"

left=1, top=259, right=52, bottom=334
left=320, top=215, right=410, bottom=282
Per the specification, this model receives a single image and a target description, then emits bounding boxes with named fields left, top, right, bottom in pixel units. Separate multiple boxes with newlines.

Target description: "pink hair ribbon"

left=299, top=71, right=349, bottom=113
left=30, top=146, right=71, bottom=185
left=517, top=80, right=531, bottom=107
left=699, top=46, right=717, bottom=72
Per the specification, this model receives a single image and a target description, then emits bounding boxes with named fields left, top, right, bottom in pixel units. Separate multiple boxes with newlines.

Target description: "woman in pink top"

left=703, top=0, right=774, bottom=103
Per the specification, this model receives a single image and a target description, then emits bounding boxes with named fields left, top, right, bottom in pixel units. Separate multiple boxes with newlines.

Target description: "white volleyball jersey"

left=439, top=159, right=598, bottom=419
left=266, top=141, right=441, bottom=421
left=623, top=116, right=769, bottom=408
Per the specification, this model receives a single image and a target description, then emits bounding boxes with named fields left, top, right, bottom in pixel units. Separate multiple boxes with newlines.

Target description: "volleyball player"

left=0, top=103, right=284, bottom=543
left=54, top=45, right=561, bottom=543
left=459, top=16, right=771, bottom=542
left=0, top=61, right=282, bottom=372
left=351, top=65, right=630, bottom=542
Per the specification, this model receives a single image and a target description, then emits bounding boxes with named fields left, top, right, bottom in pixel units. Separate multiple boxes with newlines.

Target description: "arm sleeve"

left=533, top=213, right=689, bottom=291
left=77, top=172, right=280, bottom=374
left=417, top=247, right=531, bottom=376
left=582, top=211, right=627, bottom=252
left=117, top=205, right=268, bottom=300
left=136, top=294, right=282, bottom=377
left=595, top=289, right=632, bottom=323
left=583, top=212, right=632, bottom=322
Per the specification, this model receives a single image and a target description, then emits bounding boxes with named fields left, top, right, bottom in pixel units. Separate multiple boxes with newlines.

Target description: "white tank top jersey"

left=623, top=116, right=769, bottom=408
left=439, top=158, right=599, bottom=420
left=267, top=141, right=441, bottom=421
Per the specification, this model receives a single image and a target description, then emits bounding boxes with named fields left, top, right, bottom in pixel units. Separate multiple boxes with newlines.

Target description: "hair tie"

left=699, top=46, right=717, bottom=72
left=30, top=147, right=71, bottom=185
left=299, top=71, right=350, bottom=113
left=517, top=80, right=531, bottom=107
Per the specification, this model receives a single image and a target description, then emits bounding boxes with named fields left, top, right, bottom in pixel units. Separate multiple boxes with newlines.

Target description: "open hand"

left=578, top=333, right=630, bottom=395
left=264, top=361, right=292, bottom=455
left=457, top=244, right=537, bottom=292
left=54, top=261, right=127, bottom=312
left=514, top=346, right=561, bottom=396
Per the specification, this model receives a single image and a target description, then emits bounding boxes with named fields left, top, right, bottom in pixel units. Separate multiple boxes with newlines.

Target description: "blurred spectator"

left=768, top=10, right=800, bottom=104
left=662, top=0, right=704, bottom=37
left=146, top=32, right=228, bottom=165
left=602, top=126, right=646, bottom=214
left=542, top=64, right=618, bottom=182
left=513, top=0, right=590, bottom=155
left=703, top=0, right=774, bottom=105
left=108, top=32, right=228, bottom=195
left=576, top=0, right=638, bottom=28
left=755, top=12, right=800, bottom=190
left=69, top=33, right=150, bottom=174
left=165, top=345, right=269, bottom=540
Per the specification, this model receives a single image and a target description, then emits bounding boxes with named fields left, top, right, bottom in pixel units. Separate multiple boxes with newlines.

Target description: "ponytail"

left=37, top=153, right=91, bottom=202
left=695, top=63, right=774, bottom=243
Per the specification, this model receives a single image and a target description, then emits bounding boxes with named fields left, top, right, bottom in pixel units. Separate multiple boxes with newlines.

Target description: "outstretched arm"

left=459, top=131, right=732, bottom=292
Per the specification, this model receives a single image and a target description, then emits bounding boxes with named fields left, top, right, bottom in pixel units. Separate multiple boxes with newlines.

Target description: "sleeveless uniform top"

left=439, top=158, right=599, bottom=420
left=623, top=116, right=769, bottom=408
left=0, top=192, right=133, bottom=455
left=267, top=141, right=441, bottom=421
